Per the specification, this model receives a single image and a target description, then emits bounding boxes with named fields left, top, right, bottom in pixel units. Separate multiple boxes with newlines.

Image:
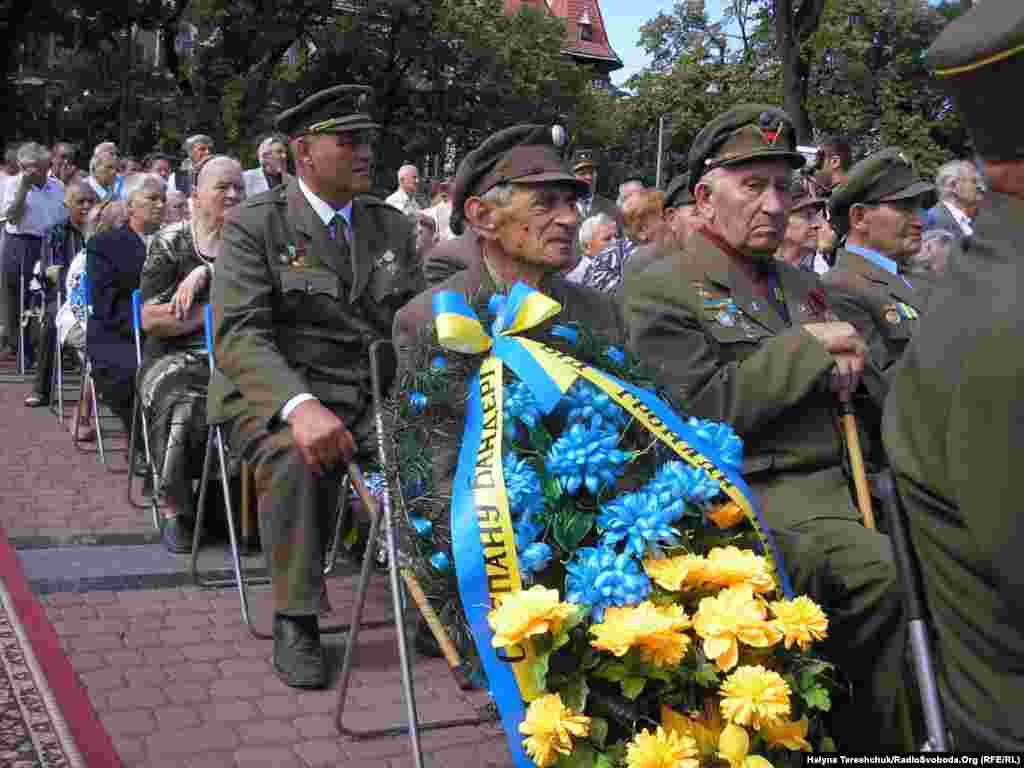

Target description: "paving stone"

left=234, top=747, right=303, bottom=768
left=101, top=711, right=157, bottom=738
left=79, top=667, right=124, bottom=691
left=210, top=677, right=265, bottom=699
left=293, top=739, right=346, bottom=767
left=236, top=718, right=300, bottom=745
left=105, top=685, right=167, bottom=711
left=164, top=661, right=220, bottom=683
left=256, top=694, right=301, bottom=719
left=145, top=724, right=242, bottom=757
left=164, top=682, right=211, bottom=705
left=201, top=699, right=259, bottom=723
left=153, top=705, right=201, bottom=731
left=186, top=754, right=237, bottom=768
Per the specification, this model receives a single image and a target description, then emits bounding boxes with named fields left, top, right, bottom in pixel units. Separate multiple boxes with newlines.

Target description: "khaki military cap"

left=664, top=172, right=695, bottom=209
left=828, top=148, right=935, bottom=222
left=689, top=105, right=805, bottom=189
left=790, top=176, right=826, bottom=213
left=450, top=124, right=584, bottom=235
left=925, top=2, right=1024, bottom=160
left=275, top=85, right=379, bottom=137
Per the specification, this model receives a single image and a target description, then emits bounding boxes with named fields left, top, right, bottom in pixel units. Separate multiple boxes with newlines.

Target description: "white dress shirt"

left=943, top=200, right=973, bottom=237
left=278, top=179, right=354, bottom=422
left=2, top=175, right=65, bottom=236
left=385, top=188, right=420, bottom=216
left=242, top=168, right=292, bottom=198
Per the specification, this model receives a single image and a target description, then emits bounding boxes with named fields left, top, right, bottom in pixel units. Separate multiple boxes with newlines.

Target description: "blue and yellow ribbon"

left=435, top=283, right=791, bottom=768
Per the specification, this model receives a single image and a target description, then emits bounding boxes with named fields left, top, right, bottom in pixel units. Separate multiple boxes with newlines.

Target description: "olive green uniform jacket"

left=625, top=230, right=908, bottom=749
left=209, top=180, right=419, bottom=433
left=884, top=191, right=1024, bottom=750
left=822, top=246, right=935, bottom=406
left=421, top=232, right=481, bottom=288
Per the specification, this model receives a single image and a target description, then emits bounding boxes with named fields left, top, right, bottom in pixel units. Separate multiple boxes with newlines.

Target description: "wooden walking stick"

left=347, top=463, right=474, bottom=690
left=839, top=392, right=876, bottom=530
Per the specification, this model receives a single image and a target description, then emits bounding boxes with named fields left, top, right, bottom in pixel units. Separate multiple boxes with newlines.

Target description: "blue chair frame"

left=126, top=289, right=160, bottom=528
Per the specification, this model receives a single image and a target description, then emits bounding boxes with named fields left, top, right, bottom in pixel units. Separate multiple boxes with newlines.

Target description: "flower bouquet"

left=388, top=284, right=839, bottom=768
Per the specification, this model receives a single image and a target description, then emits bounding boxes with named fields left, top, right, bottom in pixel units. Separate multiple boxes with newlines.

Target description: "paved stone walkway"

left=1, top=365, right=517, bottom=767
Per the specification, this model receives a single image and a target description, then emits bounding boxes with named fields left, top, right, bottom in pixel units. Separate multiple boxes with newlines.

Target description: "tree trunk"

left=774, top=0, right=824, bottom=145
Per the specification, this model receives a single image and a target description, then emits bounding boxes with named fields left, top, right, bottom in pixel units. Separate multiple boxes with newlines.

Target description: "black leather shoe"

left=272, top=614, right=326, bottom=689
left=161, top=516, right=194, bottom=554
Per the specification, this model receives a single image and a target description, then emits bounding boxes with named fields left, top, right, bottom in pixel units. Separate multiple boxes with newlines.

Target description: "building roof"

left=504, top=0, right=623, bottom=70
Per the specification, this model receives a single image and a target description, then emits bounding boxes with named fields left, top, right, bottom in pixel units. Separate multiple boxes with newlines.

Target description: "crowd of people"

left=0, top=0, right=1019, bottom=756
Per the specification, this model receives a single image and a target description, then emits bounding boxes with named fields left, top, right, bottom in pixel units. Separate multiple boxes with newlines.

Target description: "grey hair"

left=578, top=213, right=615, bottom=249
left=17, top=142, right=51, bottom=165
left=695, top=167, right=726, bottom=195
left=258, top=135, right=287, bottom=156
left=93, top=141, right=118, bottom=158
left=397, top=164, right=418, bottom=182
left=183, top=134, right=214, bottom=153
left=935, top=160, right=970, bottom=199
left=5, top=145, right=21, bottom=165
left=89, top=150, right=117, bottom=175
left=616, top=180, right=645, bottom=208
left=123, top=172, right=166, bottom=202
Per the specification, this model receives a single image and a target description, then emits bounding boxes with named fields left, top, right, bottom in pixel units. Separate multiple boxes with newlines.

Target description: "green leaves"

left=553, top=510, right=595, bottom=553
left=790, top=659, right=834, bottom=713
left=589, top=717, right=609, bottom=750
left=621, top=676, right=647, bottom=700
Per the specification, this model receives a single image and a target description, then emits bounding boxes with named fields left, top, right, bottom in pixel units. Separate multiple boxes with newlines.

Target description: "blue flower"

left=430, top=552, right=451, bottom=572
left=430, top=355, right=447, bottom=371
left=503, top=454, right=545, bottom=520
left=520, top=542, right=553, bottom=581
left=503, top=380, right=544, bottom=437
left=561, top=380, right=628, bottom=432
left=410, top=517, right=433, bottom=538
left=597, top=490, right=683, bottom=558
left=565, top=547, right=651, bottom=622
left=550, top=324, right=578, bottom=345
left=648, top=460, right=722, bottom=507
left=545, top=423, right=629, bottom=496
left=408, top=392, right=428, bottom=414
left=686, top=418, right=744, bottom=474
left=605, top=346, right=625, bottom=365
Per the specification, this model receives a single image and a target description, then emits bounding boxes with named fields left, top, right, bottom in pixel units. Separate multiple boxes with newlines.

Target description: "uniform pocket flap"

left=279, top=268, right=340, bottom=298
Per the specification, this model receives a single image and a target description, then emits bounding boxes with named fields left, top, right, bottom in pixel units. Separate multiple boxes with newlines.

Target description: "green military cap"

left=688, top=104, right=805, bottom=189
left=790, top=175, right=826, bottom=213
left=274, top=85, right=379, bottom=137
left=925, top=2, right=1024, bottom=160
left=572, top=148, right=596, bottom=174
left=664, top=172, right=695, bottom=209
left=450, top=124, right=584, bottom=235
left=828, top=148, right=935, bottom=222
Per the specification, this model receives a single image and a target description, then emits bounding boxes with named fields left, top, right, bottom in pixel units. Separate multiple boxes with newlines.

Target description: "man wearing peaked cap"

left=776, top=176, right=829, bottom=273
left=822, top=148, right=936, bottom=408
left=626, top=104, right=911, bottom=749
left=572, top=147, right=623, bottom=240
left=208, top=85, right=419, bottom=690
left=884, top=1, right=1024, bottom=751
left=393, top=123, right=625, bottom=352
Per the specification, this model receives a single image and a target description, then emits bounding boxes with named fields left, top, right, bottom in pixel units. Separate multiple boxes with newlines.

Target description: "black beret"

left=688, top=104, right=805, bottom=190
left=274, top=85, right=378, bottom=137
left=925, top=2, right=1024, bottom=160
left=828, top=148, right=935, bottom=222
left=664, top=172, right=694, bottom=209
left=450, top=124, right=586, bottom=236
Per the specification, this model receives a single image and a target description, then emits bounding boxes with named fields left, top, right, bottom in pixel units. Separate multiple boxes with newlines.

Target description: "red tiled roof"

left=504, top=0, right=622, bottom=69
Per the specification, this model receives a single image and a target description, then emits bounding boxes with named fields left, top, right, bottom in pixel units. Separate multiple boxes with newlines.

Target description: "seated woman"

left=139, top=155, right=244, bottom=554
left=57, top=199, right=128, bottom=439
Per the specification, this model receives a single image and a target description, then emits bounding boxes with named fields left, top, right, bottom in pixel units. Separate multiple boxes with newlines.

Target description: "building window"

left=578, top=9, right=593, bottom=41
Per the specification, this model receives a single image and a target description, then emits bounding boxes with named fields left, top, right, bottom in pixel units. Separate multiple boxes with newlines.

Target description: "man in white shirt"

left=168, top=134, right=213, bottom=196
left=925, top=159, right=982, bottom=242
left=384, top=163, right=421, bottom=215
left=1, top=142, right=65, bottom=363
left=242, top=134, right=294, bottom=196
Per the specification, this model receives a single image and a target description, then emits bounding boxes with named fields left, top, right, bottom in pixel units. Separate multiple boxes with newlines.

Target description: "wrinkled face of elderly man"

left=163, top=190, right=188, bottom=224
left=399, top=165, right=418, bottom=195
left=127, top=178, right=166, bottom=234
left=695, top=159, right=793, bottom=260
left=189, top=141, right=211, bottom=165
left=260, top=141, right=288, bottom=176
left=65, top=184, right=97, bottom=229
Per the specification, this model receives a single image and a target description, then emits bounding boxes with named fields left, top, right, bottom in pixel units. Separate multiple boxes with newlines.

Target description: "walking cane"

left=876, top=472, right=950, bottom=751
left=839, top=392, right=876, bottom=529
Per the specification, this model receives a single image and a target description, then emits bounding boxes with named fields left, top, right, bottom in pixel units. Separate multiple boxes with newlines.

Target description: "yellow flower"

left=719, top=665, right=792, bottom=730
left=717, top=722, right=750, bottom=768
left=590, top=602, right=692, bottom=668
left=518, top=693, right=591, bottom=768
left=488, top=586, right=576, bottom=649
left=703, top=547, right=776, bottom=594
left=692, top=585, right=782, bottom=672
left=744, top=756, right=775, bottom=768
left=770, top=597, right=829, bottom=651
left=625, top=726, right=700, bottom=768
left=661, top=705, right=723, bottom=758
left=707, top=501, right=745, bottom=529
left=760, top=716, right=812, bottom=751
left=643, top=553, right=707, bottom=591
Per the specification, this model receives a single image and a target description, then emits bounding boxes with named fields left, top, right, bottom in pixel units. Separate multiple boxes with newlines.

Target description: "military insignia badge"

left=897, top=301, right=919, bottom=320
left=376, top=249, right=398, bottom=275
left=883, top=304, right=901, bottom=324
left=716, top=308, right=737, bottom=327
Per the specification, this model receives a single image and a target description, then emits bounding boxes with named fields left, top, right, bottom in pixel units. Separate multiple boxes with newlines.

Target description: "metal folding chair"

left=73, top=355, right=107, bottom=463
left=335, top=340, right=495, bottom=766
left=125, top=290, right=160, bottom=527
left=190, top=304, right=363, bottom=640
left=877, top=472, right=950, bottom=751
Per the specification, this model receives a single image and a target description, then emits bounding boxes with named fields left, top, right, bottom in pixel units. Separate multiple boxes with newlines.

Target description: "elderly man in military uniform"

left=394, top=125, right=624, bottom=350
left=822, top=149, right=936, bottom=407
left=209, top=85, right=418, bottom=689
left=625, top=105, right=908, bottom=749
left=884, top=2, right=1024, bottom=751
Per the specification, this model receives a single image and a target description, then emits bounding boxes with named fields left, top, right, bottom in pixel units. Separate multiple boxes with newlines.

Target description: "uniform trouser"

left=32, top=304, right=58, bottom=398
left=90, top=364, right=136, bottom=436
left=753, top=465, right=909, bottom=750
left=3, top=235, right=41, bottom=359
left=226, top=406, right=374, bottom=617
